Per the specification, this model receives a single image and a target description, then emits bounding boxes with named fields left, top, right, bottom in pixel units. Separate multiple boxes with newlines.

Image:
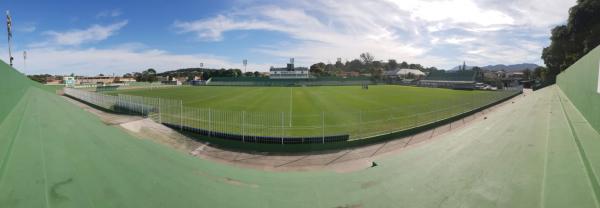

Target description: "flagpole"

left=6, top=10, right=13, bottom=67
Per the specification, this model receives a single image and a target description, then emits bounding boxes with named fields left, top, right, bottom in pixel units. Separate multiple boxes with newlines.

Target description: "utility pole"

left=6, top=10, right=13, bottom=67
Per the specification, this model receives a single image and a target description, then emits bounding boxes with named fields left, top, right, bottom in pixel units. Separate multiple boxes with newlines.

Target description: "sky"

left=0, top=0, right=577, bottom=75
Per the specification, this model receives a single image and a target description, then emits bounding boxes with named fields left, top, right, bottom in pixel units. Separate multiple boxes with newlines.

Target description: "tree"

left=335, top=60, right=345, bottom=70
left=533, top=66, right=548, bottom=81
left=399, top=61, right=409, bottom=68
left=138, top=68, right=158, bottom=82
left=27, top=74, right=52, bottom=83
left=408, top=64, right=424, bottom=70
left=359, top=52, right=374, bottom=64
left=542, top=0, right=600, bottom=83
left=523, top=69, right=532, bottom=80
left=310, top=62, right=326, bottom=76
left=387, top=59, right=398, bottom=70
left=472, top=66, right=484, bottom=81
left=347, top=59, right=363, bottom=72
left=370, top=68, right=383, bottom=80
left=372, top=61, right=383, bottom=70
left=324, top=64, right=336, bottom=75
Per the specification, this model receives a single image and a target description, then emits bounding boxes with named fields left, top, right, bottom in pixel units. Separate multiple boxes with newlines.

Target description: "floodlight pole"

left=23, top=51, right=26, bottom=71
left=6, top=10, right=13, bottom=67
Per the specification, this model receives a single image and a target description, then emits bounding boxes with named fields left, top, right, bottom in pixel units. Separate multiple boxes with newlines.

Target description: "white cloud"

left=444, top=37, right=477, bottom=45
left=11, top=46, right=272, bottom=76
left=16, top=23, right=36, bottom=33
left=480, top=0, right=576, bottom=28
left=38, top=21, right=128, bottom=46
left=387, top=0, right=514, bottom=26
left=174, top=3, right=426, bottom=66
left=173, top=0, right=575, bottom=69
left=18, top=0, right=577, bottom=74
left=96, top=9, right=122, bottom=18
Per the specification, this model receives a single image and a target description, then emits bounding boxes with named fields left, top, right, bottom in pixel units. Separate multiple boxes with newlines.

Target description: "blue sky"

left=0, top=0, right=576, bottom=75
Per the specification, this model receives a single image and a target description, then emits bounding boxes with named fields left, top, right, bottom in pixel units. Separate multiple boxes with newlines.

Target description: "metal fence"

left=64, top=87, right=521, bottom=143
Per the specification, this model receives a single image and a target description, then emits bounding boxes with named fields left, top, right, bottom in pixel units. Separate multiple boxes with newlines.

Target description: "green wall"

left=0, top=62, right=35, bottom=124
left=557, top=45, right=600, bottom=132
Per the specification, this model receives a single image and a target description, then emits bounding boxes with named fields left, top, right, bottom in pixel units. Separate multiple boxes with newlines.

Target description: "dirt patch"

left=119, top=118, right=200, bottom=152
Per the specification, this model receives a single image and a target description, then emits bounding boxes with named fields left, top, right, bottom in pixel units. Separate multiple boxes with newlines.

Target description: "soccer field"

left=105, top=85, right=516, bottom=140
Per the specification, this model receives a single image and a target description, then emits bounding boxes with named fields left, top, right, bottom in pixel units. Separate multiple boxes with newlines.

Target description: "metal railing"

left=64, top=87, right=521, bottom=143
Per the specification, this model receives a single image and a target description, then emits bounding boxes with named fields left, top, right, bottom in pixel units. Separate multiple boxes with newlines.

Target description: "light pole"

left=23, top=51, right=26, bottom=71
left=6, top=10, right=13, bottom=67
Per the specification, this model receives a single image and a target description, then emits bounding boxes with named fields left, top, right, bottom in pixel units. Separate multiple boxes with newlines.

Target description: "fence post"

left=242, top=111, right=245, bottom=143
left=180, top=100, right=183, bottom=131
left=322, top=112, right=325, bottom=144
left=358, top=111, right=362, bottom=138
left=208, top=108, right=212, bottom=137
left=158, top=98, right=162, bottom=124
left=129, top=95, right=133, bottom=114
left=281, top=112, right=284, bottom=144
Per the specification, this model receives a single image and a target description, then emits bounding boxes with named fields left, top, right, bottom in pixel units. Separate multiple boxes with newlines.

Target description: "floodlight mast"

left=6, top=10, right=13, bottom=67
left=243, top=59, right=247, bottom=73
left=23, top=51, right=26, bottom=71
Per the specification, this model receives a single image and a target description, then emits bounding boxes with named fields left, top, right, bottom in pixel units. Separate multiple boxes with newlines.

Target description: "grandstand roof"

left=424, top=70, right=476, bottom=81
left=383, top=68, right=426, bottom=77
left=1, top=45, right=600, bottom=207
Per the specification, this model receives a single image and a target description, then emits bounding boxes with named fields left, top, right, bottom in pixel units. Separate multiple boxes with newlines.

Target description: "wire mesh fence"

left=64, top=87, right=521, bottom=143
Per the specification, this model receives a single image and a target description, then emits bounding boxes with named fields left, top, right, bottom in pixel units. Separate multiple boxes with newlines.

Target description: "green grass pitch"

left=106, top=85, right=513, bottom=139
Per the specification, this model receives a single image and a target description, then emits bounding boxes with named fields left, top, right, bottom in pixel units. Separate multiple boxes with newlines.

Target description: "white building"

left=269, top=62, right=310, bottom=79
left=383, top=68, right=426, bottom=79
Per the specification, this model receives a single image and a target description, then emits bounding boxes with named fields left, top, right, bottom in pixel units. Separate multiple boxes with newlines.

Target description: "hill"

left=449, top=63, right=539, bottom=71
left=482, top=63, right=539, bottom=72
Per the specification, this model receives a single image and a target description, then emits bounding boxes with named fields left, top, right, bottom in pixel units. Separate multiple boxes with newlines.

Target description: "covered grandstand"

left=419, top=70, right=477, bottom=89
left=2, top=45, right=600, bottom=207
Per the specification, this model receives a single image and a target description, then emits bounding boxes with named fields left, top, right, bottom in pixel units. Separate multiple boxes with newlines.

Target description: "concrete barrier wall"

left=0, top=61, right=41, bottom=123
left=557, top=45, right=600, bottom=132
